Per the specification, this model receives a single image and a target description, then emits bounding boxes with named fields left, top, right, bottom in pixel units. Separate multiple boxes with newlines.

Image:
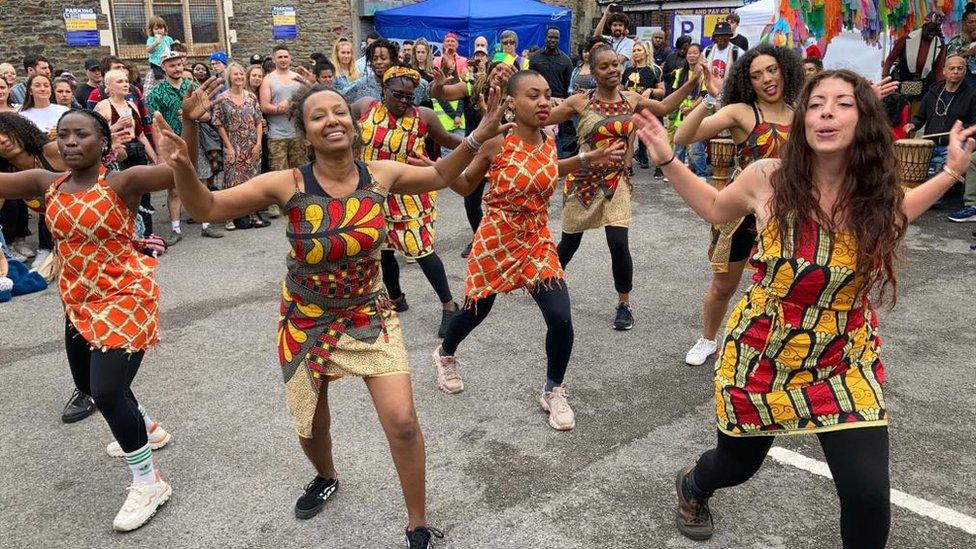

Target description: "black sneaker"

left=61, top=389, right=96, bottom=424
left=613, top=303, right=634, bottom=331
left=392, top=294, right=409, bottom=312
left=294, top=475, right=338, bottom=519
left=438, top=304, right=458, bottom=338
left=460, top=241, right=472, bottom=258
left=406, top=526, right=444, bottom=549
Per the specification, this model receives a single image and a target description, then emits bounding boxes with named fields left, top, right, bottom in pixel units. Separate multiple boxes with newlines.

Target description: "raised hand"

left=430, top=65, right=446, bottom=87
left=295, top=65, right=315, bottom=85
left=471, top=85, right=517, bottom=144
left=871, top=76, right=899, bottom=100
left=633, top=108, right=675, bottom=165
left=700, top=60, right=721, bottom=98
left=152, top=113, right=192, bottom=169
left=181, top=76, right=224, bottom=121
left=946, top=121, right=976, bottom=176
left=586, top=140, right=626, bottom=167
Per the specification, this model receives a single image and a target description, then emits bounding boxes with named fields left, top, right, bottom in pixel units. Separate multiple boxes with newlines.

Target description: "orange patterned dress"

left=716, top=218, right=886, bottom=436
left=45, top=166, right=159, bottom=351
left=465, top=132, right=563, bottom=302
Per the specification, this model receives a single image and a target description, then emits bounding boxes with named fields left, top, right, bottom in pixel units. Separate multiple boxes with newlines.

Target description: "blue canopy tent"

left=374, top=0, right=572, bottom=58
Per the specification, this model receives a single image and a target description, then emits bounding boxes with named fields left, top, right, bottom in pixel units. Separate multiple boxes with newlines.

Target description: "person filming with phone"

left=594, top=4, right=636, bottom=67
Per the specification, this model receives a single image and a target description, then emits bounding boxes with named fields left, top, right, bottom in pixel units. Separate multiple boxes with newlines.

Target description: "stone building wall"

left=0, top=0, right=112, bottom=74
left=0, top=0, right=594, bottom=77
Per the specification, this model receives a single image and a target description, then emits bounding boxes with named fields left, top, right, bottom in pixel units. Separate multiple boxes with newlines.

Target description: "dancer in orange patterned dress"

left=0, top=79, right=219, bottom=532
left=157, top=82, right=513, bottom=548
left=635, top=70, right=976, bottom=547
left=432, top=71, right=624, bottom=431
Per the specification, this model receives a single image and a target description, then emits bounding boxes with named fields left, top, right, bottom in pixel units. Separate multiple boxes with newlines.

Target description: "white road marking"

left=768, top=447, right=976, bottom=535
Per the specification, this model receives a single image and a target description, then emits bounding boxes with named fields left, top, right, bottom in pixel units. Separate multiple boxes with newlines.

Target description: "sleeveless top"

left=108, top=100, right=146, bottom=139
left=735, top=103, right=791, bottom=169
left=715, top=218, right=885, bottom=436
left=564, top=91, right=635, bottom=207
left=45, top=166, right=159, bottom=351
left=277, top=161, right=389, bottom=390
left=465, top=132, right=564, bottom=301
left=266, top=72, right=302, bottom=139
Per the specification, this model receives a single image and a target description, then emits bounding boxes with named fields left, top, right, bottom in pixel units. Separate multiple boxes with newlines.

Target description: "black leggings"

left=65, top=321, right=148, bottom=454
left=464, top=179, right=487, bottom=233
left=442, top=284, right=573, bottom=384
left=691, top=428, right=890, bottom=549
left=0, top=199, right=30, bottom=241
left=381, top=250, right=453, bottom=304
left=37, top=213, right=52, bottom=250
left=557, top=226, right=633, bottom=295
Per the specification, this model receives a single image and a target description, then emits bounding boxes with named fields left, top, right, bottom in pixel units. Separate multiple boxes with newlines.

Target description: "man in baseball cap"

left=703, top=20, right=743, bottom=82
left=75, top=59, right=103, bottom=106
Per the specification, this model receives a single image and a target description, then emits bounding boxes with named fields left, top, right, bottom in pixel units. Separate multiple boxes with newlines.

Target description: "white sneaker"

left=540, top=385, right=576, bottom=431
left=431, top=347, right=464, bottom=394
left=14, top=243, right=35, bottom=260
left=30, top=249, right=50, bottom=270
left=112, top=473, right=172, bottom=532
left=685, top=337, right=718, bottom=366
left=107, top=422, right=171, bottom=458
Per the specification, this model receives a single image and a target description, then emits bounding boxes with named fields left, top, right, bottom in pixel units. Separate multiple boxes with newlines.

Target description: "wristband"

left=655, top=153, right=677, bottom=168
left=579, top=151, right=589, bottom=173
left=464, top=134, right=482, bottom=151
left=943, top=166, right=965, bottom=183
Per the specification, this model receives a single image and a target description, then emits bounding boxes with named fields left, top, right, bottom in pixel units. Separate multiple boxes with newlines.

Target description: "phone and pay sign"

left=673, top=14, right=727, bottom=48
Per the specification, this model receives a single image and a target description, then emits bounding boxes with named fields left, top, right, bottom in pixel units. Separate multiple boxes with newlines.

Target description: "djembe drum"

left=708, top=138, right=736, bottom=189
left=894, top=139, right=934, bottom=187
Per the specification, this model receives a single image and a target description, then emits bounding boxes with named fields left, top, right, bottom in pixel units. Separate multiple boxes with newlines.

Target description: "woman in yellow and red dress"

left=351, top=66, right=466, bottom=338
left=636, top=69, right=976, bottom=548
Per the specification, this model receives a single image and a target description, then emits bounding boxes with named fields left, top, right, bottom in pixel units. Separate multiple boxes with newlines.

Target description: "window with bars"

left=110, top=0, right=225, bottom=60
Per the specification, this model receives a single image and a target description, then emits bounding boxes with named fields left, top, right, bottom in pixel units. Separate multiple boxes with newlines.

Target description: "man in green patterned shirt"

left=146, top=51, right=222, bottom=243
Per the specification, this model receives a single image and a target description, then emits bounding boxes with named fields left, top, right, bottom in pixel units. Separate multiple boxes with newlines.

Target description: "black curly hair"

left=366, top=39, right=399, bottom=71
left=721, top=43, right=804, bottom=107
left=288, top=84, right=360, bottom=161
left=0, top=112, right=48, bottom=160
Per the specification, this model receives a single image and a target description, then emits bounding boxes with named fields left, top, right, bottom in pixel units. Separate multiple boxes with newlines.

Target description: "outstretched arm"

left=419, top=107, right=463, bottom=149
left=634, top=109, right=767, bottom=224
left=904, top=121, right=976, bottom=222
left=545, top=93, right=584, bottom=125
left=673, top=102, right=739, bottom=145
left=0, top=170, right=58, bottom=200
left=637, top=69, right=703, bottom=117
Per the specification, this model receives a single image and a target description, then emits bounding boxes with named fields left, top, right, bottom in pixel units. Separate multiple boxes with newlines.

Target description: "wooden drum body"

left=708, top=138, right=736, bottom=188
left=894, top=139, right=934, bottom=187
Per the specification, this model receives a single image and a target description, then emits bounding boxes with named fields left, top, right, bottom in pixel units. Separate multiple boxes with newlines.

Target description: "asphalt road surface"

left=2, top=170, right=974, bottom=548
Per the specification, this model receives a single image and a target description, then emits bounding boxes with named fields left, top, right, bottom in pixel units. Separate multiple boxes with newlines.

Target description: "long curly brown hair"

left=770, top=69, right=907, bottom=306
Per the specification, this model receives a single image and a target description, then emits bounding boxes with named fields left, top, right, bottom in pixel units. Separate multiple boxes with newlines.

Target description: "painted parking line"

left=768, top=447, right=976, bottom=535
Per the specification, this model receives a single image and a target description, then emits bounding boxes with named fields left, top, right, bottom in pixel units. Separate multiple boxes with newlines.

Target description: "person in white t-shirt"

left=594, top=4, right=636, bottom=66
left=17, top=74, right=69, bottom=137
left=702, top=22, right=744, bottom=85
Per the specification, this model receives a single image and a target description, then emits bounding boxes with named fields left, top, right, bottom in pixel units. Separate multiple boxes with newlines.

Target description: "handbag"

left=33, top=249, right=60, bottom=283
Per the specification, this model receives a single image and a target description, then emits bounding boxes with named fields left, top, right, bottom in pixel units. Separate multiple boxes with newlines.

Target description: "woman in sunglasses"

left=348, top=66, right=465, bottom=337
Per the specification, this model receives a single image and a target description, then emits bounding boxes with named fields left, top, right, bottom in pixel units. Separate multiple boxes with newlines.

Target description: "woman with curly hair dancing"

left=637, top=68, right=976, bottom=548
left=674, top=44, right=805, bottom=366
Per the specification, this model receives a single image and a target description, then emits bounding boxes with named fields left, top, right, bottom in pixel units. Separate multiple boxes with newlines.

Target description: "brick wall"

left=0, top=0, right=111, bottom=75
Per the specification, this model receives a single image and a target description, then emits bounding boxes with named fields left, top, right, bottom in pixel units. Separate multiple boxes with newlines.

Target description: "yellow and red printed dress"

left=562, top=91, right=635, bottom=234
left=45, top=166, right=159, bottom=351
left=278, top=161, right=409, bottom=437
left=716, top=218, right=886, bottom=436
left=359, top=100, right=437, bottom=258
left=466, top=132, right=564, bottom=302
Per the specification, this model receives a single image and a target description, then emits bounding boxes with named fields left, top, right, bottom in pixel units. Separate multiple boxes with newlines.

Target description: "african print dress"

left=46, top=166, right=159, bottom=351
left=359, top=101, right=437, bottom=258
left=278, top=162, right=410, bottom=437
left=716, top=219, right=886, bottom=436
left=562, top=92, right=635, bottom=234
left=709, top=105, right=790, bottom=272
left=465, top=132, right=564, bottom=302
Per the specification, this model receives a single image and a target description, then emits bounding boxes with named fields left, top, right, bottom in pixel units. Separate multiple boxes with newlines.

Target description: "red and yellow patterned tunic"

left=465, top=132, right=564, bottom=302
left=45, top=166, right=159, bottom=351
left=562, top=91, right=635, bottom=234
left=716, top=218, right=886, bottom=436
left=710, top=105, right=791, bottom=272
left=278, top=162, right=409, bottom=437
left=359, top=100, right=437, bottom=258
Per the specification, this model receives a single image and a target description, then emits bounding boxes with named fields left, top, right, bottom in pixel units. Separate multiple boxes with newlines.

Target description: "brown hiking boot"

left=675, top=465, right=714, bottom=540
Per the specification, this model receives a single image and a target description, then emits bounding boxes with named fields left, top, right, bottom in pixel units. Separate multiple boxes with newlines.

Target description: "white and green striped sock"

left=137, top=403, right=154, bottom=431
left=124, top=444, right=156, bottom=485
